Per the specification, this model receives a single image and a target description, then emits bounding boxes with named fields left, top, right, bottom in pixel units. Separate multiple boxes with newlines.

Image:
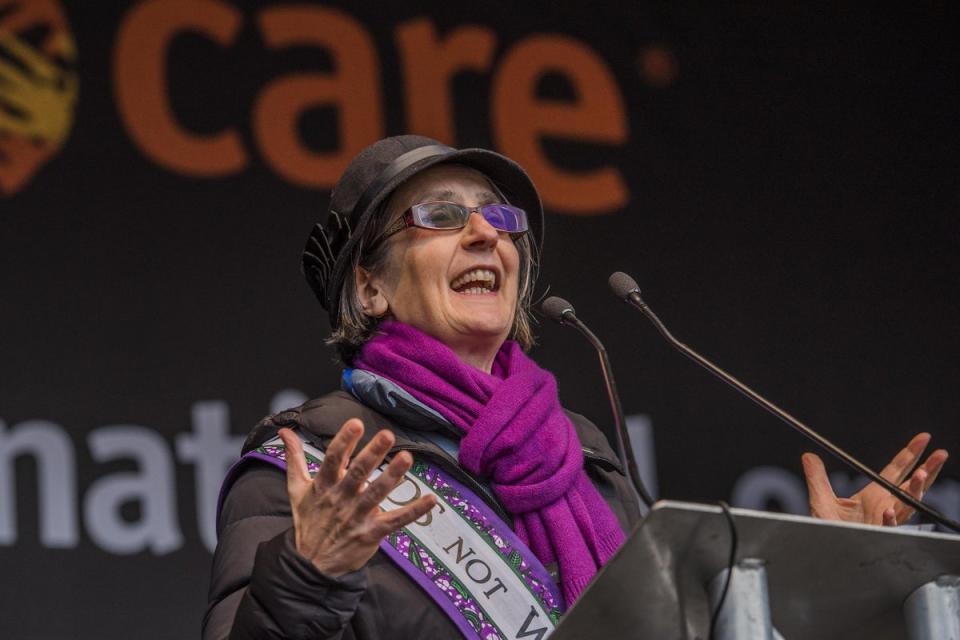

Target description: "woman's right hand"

left=278, top=419, right=436, bottom=577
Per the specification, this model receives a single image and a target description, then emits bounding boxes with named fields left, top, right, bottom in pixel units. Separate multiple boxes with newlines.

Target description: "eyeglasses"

left=378, top=201, right=529, bottom=241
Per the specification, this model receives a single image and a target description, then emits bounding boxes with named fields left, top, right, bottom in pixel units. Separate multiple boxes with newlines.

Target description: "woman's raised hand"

left=278, top=419, right=436, bottom=576
left=801, top=432, right=948, bottom=527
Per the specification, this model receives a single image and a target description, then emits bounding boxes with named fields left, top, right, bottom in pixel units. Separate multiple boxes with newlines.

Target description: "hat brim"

left=325, top=147, right=543, bottom=326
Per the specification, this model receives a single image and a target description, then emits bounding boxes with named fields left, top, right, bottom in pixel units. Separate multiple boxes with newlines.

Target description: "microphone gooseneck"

left=608, top=272, right=960, bottom=533
left=541, top=296, right=656, bottom=509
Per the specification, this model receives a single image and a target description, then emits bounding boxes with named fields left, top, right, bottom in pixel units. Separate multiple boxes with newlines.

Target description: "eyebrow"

left=418, top=189, right=502, bottom=205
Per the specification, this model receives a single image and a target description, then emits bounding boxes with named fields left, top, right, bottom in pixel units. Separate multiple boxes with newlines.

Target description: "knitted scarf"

left=353, top=320, right=625, bottom=604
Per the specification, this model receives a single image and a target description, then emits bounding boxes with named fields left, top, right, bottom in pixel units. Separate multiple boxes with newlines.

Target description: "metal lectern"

left=551, top=501, right=960, bottom=639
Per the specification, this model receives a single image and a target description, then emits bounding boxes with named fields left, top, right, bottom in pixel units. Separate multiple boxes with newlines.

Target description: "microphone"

left=541, top=295, right=656, bottom=509
left=540, top=296, right=576, bottom=324
left=609, top=271, right=644, bottom=307
left=608, top=271, right=960, bottom=533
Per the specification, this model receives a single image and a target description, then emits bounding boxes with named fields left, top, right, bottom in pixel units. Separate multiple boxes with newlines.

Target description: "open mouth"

left=450, top=268, right=499, bottom=295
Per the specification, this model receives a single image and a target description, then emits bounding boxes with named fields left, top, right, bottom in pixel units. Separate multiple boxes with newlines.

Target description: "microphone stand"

left=542, top=297, right=656, bottom=509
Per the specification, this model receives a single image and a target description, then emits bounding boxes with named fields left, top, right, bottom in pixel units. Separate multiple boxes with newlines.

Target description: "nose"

left=461, top=210, right=500, bottom=250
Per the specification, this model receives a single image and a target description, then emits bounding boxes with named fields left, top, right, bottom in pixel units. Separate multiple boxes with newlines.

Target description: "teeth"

left=450, top=269, right=497, bottom=293
left=460, top=286, right=491, bottom=295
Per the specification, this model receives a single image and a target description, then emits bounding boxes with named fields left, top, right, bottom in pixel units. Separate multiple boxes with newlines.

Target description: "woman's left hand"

left=801, top=432, right=948, bottom=526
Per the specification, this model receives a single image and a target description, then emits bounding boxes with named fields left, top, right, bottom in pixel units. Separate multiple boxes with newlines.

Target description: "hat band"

left=348, top=144, right=455, bottom=228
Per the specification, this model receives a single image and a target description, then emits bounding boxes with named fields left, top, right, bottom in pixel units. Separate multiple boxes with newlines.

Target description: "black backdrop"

left=1, top=2, right=958, bottom=638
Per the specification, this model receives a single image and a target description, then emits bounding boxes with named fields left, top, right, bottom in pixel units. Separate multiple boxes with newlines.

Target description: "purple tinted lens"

left=415, top=202, right=467, bottom=228
left=480, top=204, right=527, bottom=232
left=411, top=202, right=528, bottom=232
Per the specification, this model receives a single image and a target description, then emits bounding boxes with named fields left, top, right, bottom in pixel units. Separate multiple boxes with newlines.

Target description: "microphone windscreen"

left=540, top=296, right=576, bottom=323
left=608, top=271, right=640, bottom=300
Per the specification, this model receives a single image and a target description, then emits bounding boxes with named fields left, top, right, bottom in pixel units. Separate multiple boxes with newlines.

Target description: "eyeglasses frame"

left=375, top=201, right=529, bottom=245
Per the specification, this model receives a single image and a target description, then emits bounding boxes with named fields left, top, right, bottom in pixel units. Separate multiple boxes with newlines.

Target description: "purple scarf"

left=353, top=320, right=625, bottom=604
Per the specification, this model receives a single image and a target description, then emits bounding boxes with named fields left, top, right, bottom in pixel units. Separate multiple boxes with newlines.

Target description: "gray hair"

left=327, top=200, right=539, bottom=365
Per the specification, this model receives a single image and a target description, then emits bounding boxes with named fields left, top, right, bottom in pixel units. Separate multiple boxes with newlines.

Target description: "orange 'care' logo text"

left=113, top=2, right=676, bottom=215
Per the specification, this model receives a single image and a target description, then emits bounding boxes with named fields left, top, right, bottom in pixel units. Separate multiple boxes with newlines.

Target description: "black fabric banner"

left=1, top=2, right=957, bottom=637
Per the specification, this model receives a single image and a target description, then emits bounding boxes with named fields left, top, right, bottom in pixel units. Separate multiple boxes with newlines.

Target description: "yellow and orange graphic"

left=0, top=0, right=77, bottom=196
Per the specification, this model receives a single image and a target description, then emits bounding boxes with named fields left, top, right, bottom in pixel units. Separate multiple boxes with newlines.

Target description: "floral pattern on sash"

left=412, top=461, right=564, bottom=624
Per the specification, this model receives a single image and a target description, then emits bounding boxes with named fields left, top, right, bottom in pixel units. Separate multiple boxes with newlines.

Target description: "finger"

left=354, top=451, right=414, bottom=514
left=910, top=468, right=928, bottom=498
left=375, top=494, right=438, bottom=534
left=919, top=449, right=949, bottom=492
left=879, top=433, right=931, bottom=485
left=316, top=419, right=364, bottom=489
left=882, top=507, right=897, bottom=527
left=277, top=428, right=312, bottom=496
left=893, top=468, right=928, bottom=524
left=339, top=429, right=396, bottom=495
left=801, top=452, right=838, bottom=512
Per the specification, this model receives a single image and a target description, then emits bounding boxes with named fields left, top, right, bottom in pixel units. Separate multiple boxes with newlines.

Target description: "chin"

left=450, top=313, right=512, bottom=340
left=445, top=295, right=516, bottom=340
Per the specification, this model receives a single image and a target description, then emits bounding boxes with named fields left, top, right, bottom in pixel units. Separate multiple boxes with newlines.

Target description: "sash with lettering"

left=219, top=429, right=565, bottom=639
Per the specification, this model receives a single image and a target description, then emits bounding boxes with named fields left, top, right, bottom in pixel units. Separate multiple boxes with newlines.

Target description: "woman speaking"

left=203, top=135, right=947, bottom=639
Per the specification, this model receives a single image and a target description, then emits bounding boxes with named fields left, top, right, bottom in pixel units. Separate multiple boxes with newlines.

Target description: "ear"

left=355, top=266, right=390, bottom=318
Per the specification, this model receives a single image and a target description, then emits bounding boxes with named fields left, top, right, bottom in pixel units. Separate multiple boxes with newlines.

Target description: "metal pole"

left=708, top=558, right=776, bottom=640
left=904, top=576, right=960, bottom=640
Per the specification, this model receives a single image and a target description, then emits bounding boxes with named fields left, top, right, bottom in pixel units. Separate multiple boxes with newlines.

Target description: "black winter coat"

left=203, top=391, right=642, bottom=640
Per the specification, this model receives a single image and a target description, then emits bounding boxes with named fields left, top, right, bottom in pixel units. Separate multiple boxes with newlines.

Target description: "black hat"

left=302, top=135, right=544, bottom=329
